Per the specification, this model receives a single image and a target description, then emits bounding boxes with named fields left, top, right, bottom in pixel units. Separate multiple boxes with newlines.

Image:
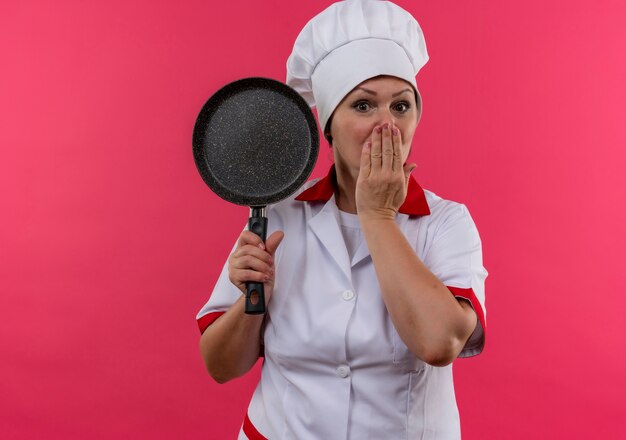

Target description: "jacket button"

left=342, top=290, right=355, bottom=301
left=336, top=365, right=350, bottom=378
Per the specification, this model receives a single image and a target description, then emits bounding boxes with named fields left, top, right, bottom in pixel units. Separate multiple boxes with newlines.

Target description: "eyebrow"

left=354, top=87, right=413, bottom=98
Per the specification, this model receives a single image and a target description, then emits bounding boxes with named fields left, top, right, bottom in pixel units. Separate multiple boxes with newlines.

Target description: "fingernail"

left=258, top=242, right=265, bottom=250
left=382, top=123, right=390, bottom=130
left=392, top=127, right=399, bottom=136
left=375, top=126, right=382, bottom=133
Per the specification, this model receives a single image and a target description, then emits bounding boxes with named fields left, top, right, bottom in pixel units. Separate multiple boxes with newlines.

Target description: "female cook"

left=197, top=1, right=488, bottom=438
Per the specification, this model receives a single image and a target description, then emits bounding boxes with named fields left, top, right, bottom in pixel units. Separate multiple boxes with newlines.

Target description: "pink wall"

left=2, top=0, right=625, bottom=438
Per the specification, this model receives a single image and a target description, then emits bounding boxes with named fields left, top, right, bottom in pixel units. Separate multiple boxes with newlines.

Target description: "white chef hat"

left=286, top=0, right=429, bottom=135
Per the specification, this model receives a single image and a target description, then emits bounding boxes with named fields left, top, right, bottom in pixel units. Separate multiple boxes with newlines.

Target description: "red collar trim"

left=295, top=166, right=431, bottom=216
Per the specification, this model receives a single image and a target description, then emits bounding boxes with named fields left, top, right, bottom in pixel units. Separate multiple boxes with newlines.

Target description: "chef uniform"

left=197, top=1, right=488, bottom=439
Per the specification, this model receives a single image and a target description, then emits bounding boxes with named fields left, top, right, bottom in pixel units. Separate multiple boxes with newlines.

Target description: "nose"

left=375, top=107, right=397, bottom=127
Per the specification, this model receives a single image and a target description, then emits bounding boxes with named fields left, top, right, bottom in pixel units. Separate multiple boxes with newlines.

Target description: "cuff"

left=446, top=286, right=486, bottom=357
left=197, top=311, right=226, bottom=334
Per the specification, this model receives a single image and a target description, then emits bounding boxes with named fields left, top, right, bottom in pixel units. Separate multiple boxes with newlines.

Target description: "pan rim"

left=192, top=77, right=319, bottom=207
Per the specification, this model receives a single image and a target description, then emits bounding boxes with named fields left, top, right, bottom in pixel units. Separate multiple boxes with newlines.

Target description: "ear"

left=324, top=118, right=333, bottom=145
left=324, top=131, right=333, bottom=146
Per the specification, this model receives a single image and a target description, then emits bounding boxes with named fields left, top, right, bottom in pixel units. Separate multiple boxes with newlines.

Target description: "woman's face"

left=328, top=75, right=420, bottom=178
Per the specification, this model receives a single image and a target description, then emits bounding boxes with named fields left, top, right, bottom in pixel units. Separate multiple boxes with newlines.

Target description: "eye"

left=393, top=101, right=411, bottom=113
left=352, top=100, right=372, bottom=113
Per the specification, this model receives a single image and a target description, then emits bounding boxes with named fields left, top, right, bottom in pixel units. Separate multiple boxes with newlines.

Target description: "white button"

left=342, top=290, right=355, bottom=301
left=336, top=365, right=350, bottom=378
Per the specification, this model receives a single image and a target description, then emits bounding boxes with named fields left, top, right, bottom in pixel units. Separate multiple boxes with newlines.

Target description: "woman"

left=197, top=1, right=487, bottom=438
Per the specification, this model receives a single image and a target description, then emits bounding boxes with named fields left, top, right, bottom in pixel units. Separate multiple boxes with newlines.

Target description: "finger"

left=381, top=123, right=394, bottom=172
left=392, top=125, right=402, bottom=173
left=232, top=268, right=271, bottom=284
left=233, top=244, right=274, bottom=265
left=370, top=125, right=383, bottom=170
left=265, top=231, right=284, bottom=256
left=231, top=253, right=273, bottom=274
left=359, top=141, right=372, bottom=178
left=237, top=230, right=265, bottom=249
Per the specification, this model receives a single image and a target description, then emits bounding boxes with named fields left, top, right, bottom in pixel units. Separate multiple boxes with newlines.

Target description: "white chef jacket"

left=197, top=167, right=487, bottom=440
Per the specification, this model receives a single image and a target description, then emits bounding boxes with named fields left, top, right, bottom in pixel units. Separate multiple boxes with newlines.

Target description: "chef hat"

left=286, top=0, right=429, bottom=134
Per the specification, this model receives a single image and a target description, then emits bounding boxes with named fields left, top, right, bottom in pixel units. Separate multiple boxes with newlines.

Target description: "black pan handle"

left=245, top=206, right=268, bottom=314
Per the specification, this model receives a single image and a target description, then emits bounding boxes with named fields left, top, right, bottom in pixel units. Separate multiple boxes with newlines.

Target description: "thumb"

left=265, top=230, right=285, bottom=256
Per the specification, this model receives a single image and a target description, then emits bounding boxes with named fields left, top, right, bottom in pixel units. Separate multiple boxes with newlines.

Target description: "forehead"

left=350, top=75, right=415, bottom=95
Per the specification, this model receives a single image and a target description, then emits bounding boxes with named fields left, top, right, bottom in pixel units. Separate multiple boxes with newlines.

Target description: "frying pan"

left=193, top=77, right=319, bottom=314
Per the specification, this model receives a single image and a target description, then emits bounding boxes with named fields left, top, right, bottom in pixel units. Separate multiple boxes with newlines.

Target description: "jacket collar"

left=295, top=165, right=431, bottom=216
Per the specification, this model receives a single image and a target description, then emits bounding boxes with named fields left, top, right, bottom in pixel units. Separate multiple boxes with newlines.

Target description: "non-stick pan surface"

left=192, top=77, right=319, bottom=207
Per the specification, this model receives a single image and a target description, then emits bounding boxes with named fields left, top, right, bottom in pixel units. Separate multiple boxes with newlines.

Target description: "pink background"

left=2, top=0, right=625, bottom=438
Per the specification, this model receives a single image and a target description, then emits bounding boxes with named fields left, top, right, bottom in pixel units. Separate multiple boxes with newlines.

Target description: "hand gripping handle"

left=245, top=207, right=267, bottom=314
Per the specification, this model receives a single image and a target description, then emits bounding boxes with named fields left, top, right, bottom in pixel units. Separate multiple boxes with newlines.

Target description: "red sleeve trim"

left=243, top=413, right=268, bottom=440
left=446, top=286, right=486, bottom=334
left=197, top=312, right=225, bottom=334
